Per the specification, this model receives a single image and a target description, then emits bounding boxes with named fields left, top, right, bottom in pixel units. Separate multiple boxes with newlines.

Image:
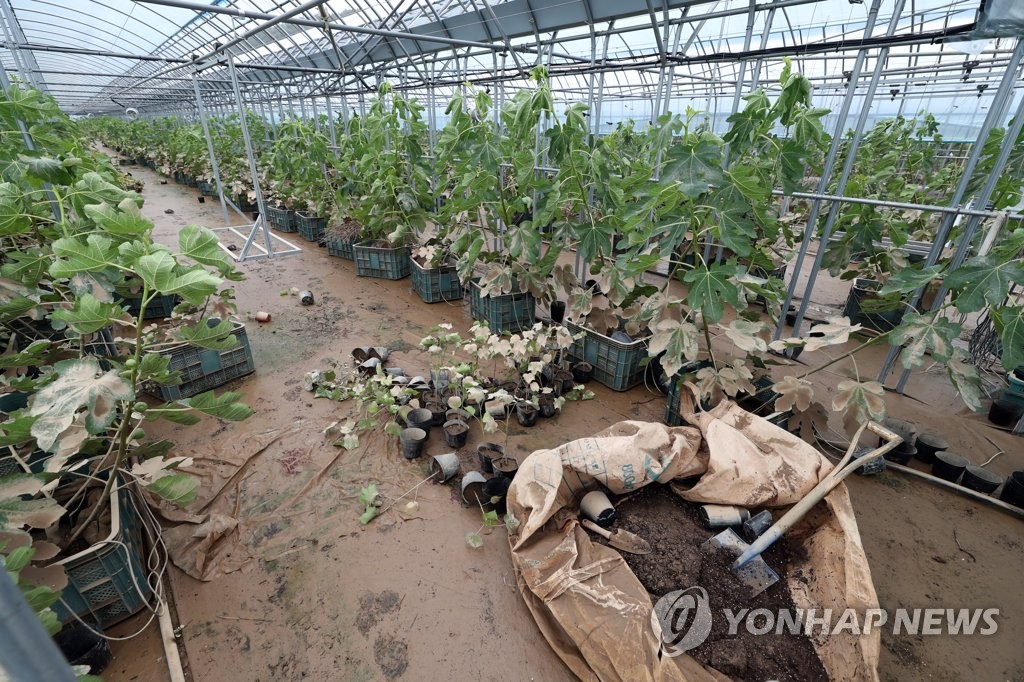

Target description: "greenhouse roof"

left=0, top=0, right=1020, bottom=124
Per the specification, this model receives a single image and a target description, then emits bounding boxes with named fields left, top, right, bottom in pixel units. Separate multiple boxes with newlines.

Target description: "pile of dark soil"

left=605, top=484, right=828, bottom=682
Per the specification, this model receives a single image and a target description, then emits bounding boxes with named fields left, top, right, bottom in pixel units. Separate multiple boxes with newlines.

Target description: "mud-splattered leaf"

left=0, top=497, right=65, bottom=530
left=788, top=402, right=828, bottom=443
left=805, top=316, right=860, bottom=352
left=772, top=375, right=814, bottom=413
left=29, top=357, right=132, bottom=452
left=890, top=312, right=961, bottom=369
left=833, top=379, right=886, bottom=434
left=465, top=532, right=483, bottom=548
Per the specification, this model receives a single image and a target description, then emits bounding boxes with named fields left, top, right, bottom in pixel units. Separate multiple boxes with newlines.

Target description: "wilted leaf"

left=946, top=348, right=983, bottom=412
left=772, top=375, right=814, bottom=412
left=833, top=379, right=886, bottom=434
left=181, top=391, right=252, bottom=421
left=0, top=497, right=65, bottom=530
left=465, top=532, right=483, bottom=548
left=990, top=306, right=1024, bottom=372
left=146, top=473, right=198, bottom=506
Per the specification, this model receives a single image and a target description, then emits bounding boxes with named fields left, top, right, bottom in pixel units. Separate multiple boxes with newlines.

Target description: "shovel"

left=704, top=420, right=901, bottom=597
left=581, top=518, right=652, bottom=555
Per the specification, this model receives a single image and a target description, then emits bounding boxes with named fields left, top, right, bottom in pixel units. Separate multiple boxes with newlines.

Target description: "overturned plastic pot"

left=478, top=442, right=504, bottom=474
left=443, top=419, right=470, bottom=448
left=461, top=471, right=489, bottom=507
left=580, top=490, right=616, bottom=528
left=399, top=427, right=428, bottom=460
left=428, top=453, right=460, bottom=482
left=961, top=465, right=1003, bottom=495
left=931, top=451, right=968, bottom=482
left=484, top=476, right=512, bottom=515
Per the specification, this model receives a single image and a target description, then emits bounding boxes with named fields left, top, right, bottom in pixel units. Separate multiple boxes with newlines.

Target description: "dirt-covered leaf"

left=889, top=312, right=961, bottom=369
left=724, top=319, right=769, bottom=353
left=28, top=357, right=132, bottom=453
left=772, top=376, right=814, bottom=412
left=19, top=563, right=67, bottom=591
left=0, top=497, right=65, bottom=530
left=990, top=306, right=1024, bottom=371
left=946, top=347, right=984, bottom=412
left=695, top=360, right=756, bottom=404
left=788, top=402, right=829, bottom=443
left=832, top=379, right=886, bottom=434
left=647, top=318, right=699, bottom=378
left=805, top=316, right=860, bottom=352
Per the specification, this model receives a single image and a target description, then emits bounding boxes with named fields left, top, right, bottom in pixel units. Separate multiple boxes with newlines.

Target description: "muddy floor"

left=101, top=157, right=1022, bottom=682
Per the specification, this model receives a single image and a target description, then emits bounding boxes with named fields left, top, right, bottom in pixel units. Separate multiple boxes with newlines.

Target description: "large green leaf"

left=182, top=390, right=253, bottom=421
left=877, top=265, right=943, bottom=296
left=49, top=235, right=116, bottom=277
left=0, top=182, right=30, bottom=236
left=660, top=137, right=723, bottom=198
left=682, top=263, right=742, bottom=323
left=173, top=318, right=238, bottom=350
left=945, top=256, right=1024, bottom=313
left=990, top=306, right=1024, bottom=371
left=52, top=294, right=123, bottom=334
left=1, top=250, right=49, bottom=285
left=889, top=313, right=961, bottom=369
left=146, top=473, right=198, bottom=506
left=179, top=224, right=230, bottom=273
left=83, top=199, right=152, bottom=236
left=28, top=357, right=133, bottom=453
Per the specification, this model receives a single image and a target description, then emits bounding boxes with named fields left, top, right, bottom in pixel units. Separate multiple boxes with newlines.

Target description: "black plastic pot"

left=405, top=408, right=433, bottom=433
left=554, top=370, right=575, bottom=396
left=399, top=427, right=427, bottom=460
left=884, top=445, right=916, bottom=465
left=483, top=476, right=513, bottom=515
left=572, top=362, right=593, bottom=384
left=539, top=396, right=557, bottom=418
left=915, top=432, right=948, bottom=463
left=645, top=354, right=673, bottom=395
left=478, top=443, right=503, bottom=474
left=55, top=621, right=112, bottom=675
left=879, top=418, right=916, bottom=448
left=492, top=456, right=519, bottom=479
left=516, top=403, right=539, bottom=427
left=988, top=399, right=1023, bottom=427
left=425, top=401, right=447, bottom=427
left=999, top=471, right=1024, bottom=508
left=931, top=451, right=968, bottom=482
left=443, top=419, right=470, bottom=448
left=550, top=301, right=566, bottom=324
left=961, top=465, right=1003, bottom=495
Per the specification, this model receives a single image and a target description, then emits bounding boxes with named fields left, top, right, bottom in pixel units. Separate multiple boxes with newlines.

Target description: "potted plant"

left=350, top=83, right=430, bottom=280
left=410, top=242, right=463, bottom=303
left=266, top=117, right=334, bottom=240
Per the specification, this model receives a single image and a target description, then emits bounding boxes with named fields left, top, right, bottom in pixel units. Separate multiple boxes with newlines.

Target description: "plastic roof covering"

left=0, top=0, right=1021, bottom=138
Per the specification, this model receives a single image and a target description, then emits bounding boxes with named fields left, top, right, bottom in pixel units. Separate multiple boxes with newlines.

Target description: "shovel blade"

left=703, top=529, right=780, bottom=598
left=608, top=529, right=651, bottom=555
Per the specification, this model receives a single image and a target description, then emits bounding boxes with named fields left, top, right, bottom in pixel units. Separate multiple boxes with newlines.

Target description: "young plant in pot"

left=350, top=83, right=430, bottom=280
left=434, top=71, right=559, bottom=331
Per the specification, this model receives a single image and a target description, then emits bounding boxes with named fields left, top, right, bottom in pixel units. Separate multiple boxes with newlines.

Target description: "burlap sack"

left=507, top=398, right=881, bottom=681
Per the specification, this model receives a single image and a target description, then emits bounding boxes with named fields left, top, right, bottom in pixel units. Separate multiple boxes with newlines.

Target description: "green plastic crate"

left=411, top=260, right=463, bottom=303
left=296, top=212, right=327, bottom=242
left=265, top=205, right=296, bottom=233
left=468, top=279, right=535, bottom=333
left=150, top=321, right=255, bottom=400
left=565, top=320, right=650, bottom=391
left=326, top=234, right=355, bottom=259
left=53, top=480, right=152, bottom=628
left=353, top=241, right=411, bottom=280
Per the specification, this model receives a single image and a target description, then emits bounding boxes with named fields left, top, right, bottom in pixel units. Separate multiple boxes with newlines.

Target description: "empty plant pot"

left=461, top=471, right=489, bottom=507
left=572, top=362, right=593, bottom=384
left=961, top=465, right=1003, bottom=495
left=443, top=419, right=470, bottom=448
left=550, top=300, right=566, bottom=324
left=516, top=402, right=539, bottom=427
left=478, top=443, right=504, bottom=474
left=428, top=453, right=460, bottom=482
left=406, top=408, right=433, bottom=433
left=999, top=471, right=1024, bottom=508
left=931, top=451, right=968, bottom=482
left=580, top=490, right=616, bottom=528
left=915, top=432, right=948, bottom=463
left=492, top=456, right=519, bottom=479
left=988, top=399, right=1024, bottom=427
left=399, top=428, right=427, bottom=460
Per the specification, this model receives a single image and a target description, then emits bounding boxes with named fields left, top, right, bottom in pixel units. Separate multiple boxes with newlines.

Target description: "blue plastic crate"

left=150, top=321, right=255, bottom=400
left=565, top=320, right=650, bottom=391
left=53, top=480, right=152, bottom=628
left=296, top=212, right=327, bottom=242
left=326, top=234, right=355, bottom=259
left=468, top=279, right=535, bottom=333
left=411, top=260, right=463, bottom=303
left=265, top=205, right=297, bottom=233
left=353, top=241, right=411, bottom=280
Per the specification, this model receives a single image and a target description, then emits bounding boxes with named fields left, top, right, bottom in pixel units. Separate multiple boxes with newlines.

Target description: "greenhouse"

left=0, top=0, right=1022, bottom=680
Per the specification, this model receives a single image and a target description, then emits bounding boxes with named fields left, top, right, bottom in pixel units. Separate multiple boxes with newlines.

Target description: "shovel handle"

left=735, top=420, right=902, bottom=568
left=580, top=518, right=612, bottom=540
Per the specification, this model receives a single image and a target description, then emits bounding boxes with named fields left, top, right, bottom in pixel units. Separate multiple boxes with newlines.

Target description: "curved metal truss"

left=0, top=0, right=1020, bottom=140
